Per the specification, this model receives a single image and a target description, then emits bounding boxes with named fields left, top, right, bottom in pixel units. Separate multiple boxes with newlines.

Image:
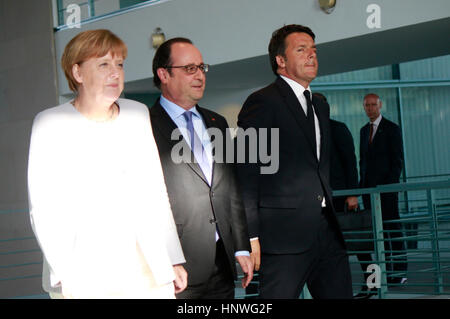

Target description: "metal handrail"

left=333, top=179, right=450, bottom=298
left=238, top=180, right=450, bottom=299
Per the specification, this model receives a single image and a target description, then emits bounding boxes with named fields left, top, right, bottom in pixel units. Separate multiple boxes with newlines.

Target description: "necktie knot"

left=183, top=111, right=193, bottom=123
left=303, top=90, right=311, bottom=101
left=303, top=90, right=314, bottom=119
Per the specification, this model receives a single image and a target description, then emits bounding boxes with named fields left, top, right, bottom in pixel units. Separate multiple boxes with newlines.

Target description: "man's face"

left=363, top=95, right=382, bottom=122
left=159, top=43, right=206, bottom=110
left=276, top=32, right=318, bottom=88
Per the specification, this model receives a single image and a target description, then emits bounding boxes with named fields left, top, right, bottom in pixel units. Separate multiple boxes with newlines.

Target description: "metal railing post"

left=301, top=285, right=312, bottom=299
left=427, top=189, right=443, bottom=294
left=88, top=0, right=96, bottom=18
left=371, top=191, right=387, bottom=298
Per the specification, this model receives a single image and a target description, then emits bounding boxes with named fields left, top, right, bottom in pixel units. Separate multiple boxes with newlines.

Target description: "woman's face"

left=73, top=51, right=124, bottom=104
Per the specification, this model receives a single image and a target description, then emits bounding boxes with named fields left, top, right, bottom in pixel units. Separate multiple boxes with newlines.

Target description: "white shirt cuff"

left=234, top=250, right=250, bottom=257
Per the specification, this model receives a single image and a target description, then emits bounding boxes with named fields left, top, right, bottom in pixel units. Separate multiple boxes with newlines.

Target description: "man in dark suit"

left=236, top=25, right=353, bottom=299
left=150, top=38, right=253, bottom=299
left=313, top=92, right=358, bottom=212
left=356, top=93, right=407, bottom=298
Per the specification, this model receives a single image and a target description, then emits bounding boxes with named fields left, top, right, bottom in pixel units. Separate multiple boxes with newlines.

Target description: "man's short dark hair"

left=268, top=24, right=315, bottom=76
left=152, top=37, right=193, bottom=89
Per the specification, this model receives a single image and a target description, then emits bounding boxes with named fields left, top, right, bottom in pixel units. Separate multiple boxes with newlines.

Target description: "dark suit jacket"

left=236, top=77, right=345, bottom=254
left=329, top=119, right=359, bottom=212
left=150, top=100, right=250, bottom=285
left=359, top=116, right=403, bottom=219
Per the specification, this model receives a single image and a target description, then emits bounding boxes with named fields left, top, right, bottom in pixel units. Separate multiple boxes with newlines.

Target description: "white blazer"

left=28, top=99, right=185, bottom=297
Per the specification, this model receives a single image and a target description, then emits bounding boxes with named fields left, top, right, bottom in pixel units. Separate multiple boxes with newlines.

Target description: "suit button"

left=211, top=191, right=214, bottom=197
left=317, top=195, right=323, bottom=201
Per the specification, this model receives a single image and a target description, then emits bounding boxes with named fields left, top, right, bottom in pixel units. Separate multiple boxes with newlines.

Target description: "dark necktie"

left=182, top=111, right=211, bottom=184
left=303, top=90, right=317, bottom=154
left=369, top=123, right=374, bottom=144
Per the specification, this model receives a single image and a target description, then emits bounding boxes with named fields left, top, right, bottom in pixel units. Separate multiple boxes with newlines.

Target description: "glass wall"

left=311, top=54, right=450, bottom=214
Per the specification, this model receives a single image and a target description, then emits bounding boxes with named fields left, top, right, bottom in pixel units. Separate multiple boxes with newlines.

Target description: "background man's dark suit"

left=236, top=77, right=352, bottom=298
left=360, top=116, right=403, bottom=217
left=359, top=116, right=407, bottom=282
left=329, top=119, right=359, bottom=212
left=150, top=101, right=251, bottom=297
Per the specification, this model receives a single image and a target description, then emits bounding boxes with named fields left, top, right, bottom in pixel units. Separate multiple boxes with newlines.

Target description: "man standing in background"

left=313, top=92, right=358, bottom=213
left=356, top=93, right=407, bottom=298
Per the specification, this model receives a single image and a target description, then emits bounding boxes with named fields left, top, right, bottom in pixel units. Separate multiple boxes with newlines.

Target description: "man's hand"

left=173, top=264, right=188, bottom=294
left=346, top=196, right=359, bottom=211
left=235, top=255, right=253, bottom=289
left=250, top=239, right=261, bottom=271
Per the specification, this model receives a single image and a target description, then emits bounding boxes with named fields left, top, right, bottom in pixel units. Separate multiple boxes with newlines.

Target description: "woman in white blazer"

left=27, top=29, right=186, bottom=298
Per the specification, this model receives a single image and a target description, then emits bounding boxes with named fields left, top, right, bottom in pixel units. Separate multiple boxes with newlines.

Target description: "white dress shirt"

left=370, top=114, right=383, bottom=139
left=280, top=75, right=321, bottom=160
left=159, top=95, right=213, bottom=184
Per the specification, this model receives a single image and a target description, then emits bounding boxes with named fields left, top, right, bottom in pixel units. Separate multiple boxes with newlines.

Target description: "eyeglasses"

left=165, top=63, right=209, bottom=74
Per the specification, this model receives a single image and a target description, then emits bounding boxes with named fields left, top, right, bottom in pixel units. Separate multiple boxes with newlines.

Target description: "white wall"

left=53, top=0, right=450, bottom=96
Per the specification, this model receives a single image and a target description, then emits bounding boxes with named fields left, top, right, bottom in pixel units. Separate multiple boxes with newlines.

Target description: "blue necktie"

left=183, top=111, right=211, bottom=185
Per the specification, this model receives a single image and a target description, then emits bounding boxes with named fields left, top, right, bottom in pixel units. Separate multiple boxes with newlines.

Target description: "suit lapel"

left=196, top=106, right=220, bottom=186
left=372, top=117, right=386, bottom=145
left=274, top=77, right=317, bottom=158
left=361, top=123, right=370, bottom=153
left=312, top=95, right=329, bottom=163
left=152, top=101, right=210, bottom=185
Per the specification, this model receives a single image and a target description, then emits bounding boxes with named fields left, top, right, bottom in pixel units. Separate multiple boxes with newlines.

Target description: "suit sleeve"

left=141, top=109, right=186, bottom=266
left=334, top=123, right=359, bottom=189
left=235, top=93, right=273, bottom=238
left=133, top=106, right=186, bottom=286
left=387, top=123, right=404, bottom=183
left=359, top=127, right=366, bottom=187
left=215, top=116, right=251, bottom=253
left=229, top=162, right=252, bottom=252
left=28, top=114, right=75, bottom=288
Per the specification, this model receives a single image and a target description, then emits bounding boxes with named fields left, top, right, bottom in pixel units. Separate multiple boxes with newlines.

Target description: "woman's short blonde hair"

left=61, top=29, right=128, bottom=92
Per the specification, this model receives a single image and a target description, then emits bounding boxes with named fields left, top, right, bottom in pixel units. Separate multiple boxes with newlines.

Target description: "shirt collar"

left=371, top=114, right=383, bottom=126
left=280, top=75, right=311, bottom=98
left=159, top=95, right=201, bottom=120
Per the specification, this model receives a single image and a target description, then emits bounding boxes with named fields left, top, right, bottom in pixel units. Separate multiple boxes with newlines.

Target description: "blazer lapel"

left=372, top=117, right=385, bottom=145
left=312, top=95, right=329, bottom=163
left=196, top=106, right=220, bottom=186
left=152, top=101, right=210, bottom=185
left=275, top=77, right=318, bottom=157
left=361, top=123, right=370, bottom=151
